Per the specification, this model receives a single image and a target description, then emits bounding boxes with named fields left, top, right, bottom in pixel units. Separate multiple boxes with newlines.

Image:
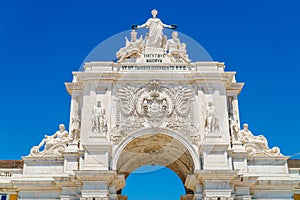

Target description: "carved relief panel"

left=111, top=80, right=200, bottom=145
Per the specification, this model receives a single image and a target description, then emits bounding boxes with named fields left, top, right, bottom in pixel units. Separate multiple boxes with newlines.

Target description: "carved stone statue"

left=30, top=124, right=69, bottom=157
left=165, top=31, right=180, bottom=61
left=70, top=112, right=81, bottom=142
left=205, top=102, right=219, bottom=133
left=165, top=32, right=190, bottom=63
left=179, top=43, right=190, bottom=63
left=116, top=30, right=144, bottom=62
left=229, top=116, right=240, bottom=142
left=99, top=113, right=108, bottom=134
left=92, top=101, right=107, bottom=134
left=134, top=9, right=174, bottom=48
left=239, top=123, right=281, bottom=156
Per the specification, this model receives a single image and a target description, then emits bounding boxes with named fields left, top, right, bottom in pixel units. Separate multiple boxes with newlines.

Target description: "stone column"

left=185, top=174, right=203, bottom=200
left=108, top=175, right=125, bottom=200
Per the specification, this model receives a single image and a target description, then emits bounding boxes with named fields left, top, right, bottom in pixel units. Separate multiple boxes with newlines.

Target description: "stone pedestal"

left=200, top=133, right=231, bottom=170
left=54, top=176, right=79, bottom=200
left=22, top=156, right=65, bottom=175
left=231, top=141, right=244, bottom=150
left=195, top=170, right=237, bottom=200
left=64, top=141, right=80, bottom=173
left=80, top=143, right=111, bottom=171
left=74, top=170, right=125, bottom=200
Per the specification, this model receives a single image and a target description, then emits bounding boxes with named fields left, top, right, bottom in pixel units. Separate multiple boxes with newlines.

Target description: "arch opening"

left=122, top=164, right=186, bottom=200
left=116, top=133, right=196, bottom=185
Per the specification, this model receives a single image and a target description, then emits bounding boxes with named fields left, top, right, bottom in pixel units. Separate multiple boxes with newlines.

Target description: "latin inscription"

left=143, top=54, right=165, bottom=63
left=121, top=65, right=188, bottom=70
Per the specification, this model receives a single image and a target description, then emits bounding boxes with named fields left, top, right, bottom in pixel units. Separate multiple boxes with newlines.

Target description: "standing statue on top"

left=117, top=9, right=191, bottom=63
left=133, top=9, right=176, bottom=48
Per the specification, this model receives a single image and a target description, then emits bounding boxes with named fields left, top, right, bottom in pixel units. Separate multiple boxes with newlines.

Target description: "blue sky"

left=0, top=0, right=300, bottom=199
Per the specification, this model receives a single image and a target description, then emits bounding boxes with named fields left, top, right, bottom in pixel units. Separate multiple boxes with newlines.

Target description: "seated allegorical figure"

left=165, top=31, right=190, bottom=63
left=165, top=31, right=181, bottom=59
left=239, top=123, right=281, bottom=156
left=239, top=123, right=267, bottom=145
left=30, top=124, right=69, bottom=156
left=179, top=43, right=190, bottom=63
left=116, top=30, right=144, bottom=62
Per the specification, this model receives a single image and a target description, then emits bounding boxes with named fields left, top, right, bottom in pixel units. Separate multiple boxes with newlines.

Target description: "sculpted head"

left=151, top=9, right=158, bottom=18
left=243, top=123, right=249, bottom=131
left=59, top=124, right=65, bottom=131
left=172, top=31, right=178, bottom=39
left=97, top=101, right=102, bottom=107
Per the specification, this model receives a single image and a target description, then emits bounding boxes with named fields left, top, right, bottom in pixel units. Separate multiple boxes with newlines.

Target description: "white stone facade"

left=1, top=10, right=300, bottom=200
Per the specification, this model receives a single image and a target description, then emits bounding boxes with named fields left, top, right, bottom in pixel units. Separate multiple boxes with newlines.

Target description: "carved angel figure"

left=239, top=123, right=281, bottom=156
left=30, top=124, right=69, bottom=157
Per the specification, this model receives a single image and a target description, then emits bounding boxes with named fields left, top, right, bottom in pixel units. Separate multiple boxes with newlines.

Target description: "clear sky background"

left=0, top=0, right=300, bottom=199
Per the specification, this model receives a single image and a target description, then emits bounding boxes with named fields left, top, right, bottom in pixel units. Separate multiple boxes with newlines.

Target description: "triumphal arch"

left=1, top=10, right=300, bottom=200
